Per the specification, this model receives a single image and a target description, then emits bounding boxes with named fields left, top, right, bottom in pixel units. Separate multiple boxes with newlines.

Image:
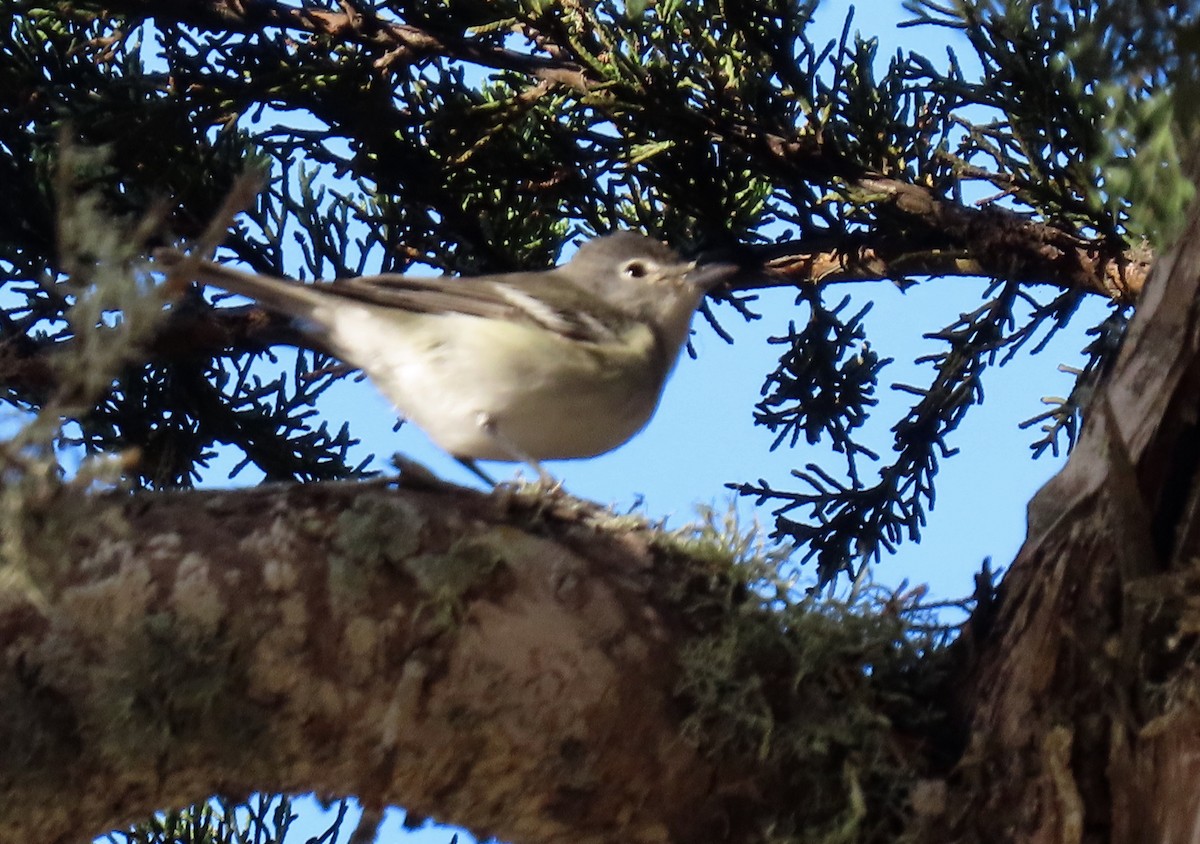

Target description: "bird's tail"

left=153, top=248, right=326, bottom=320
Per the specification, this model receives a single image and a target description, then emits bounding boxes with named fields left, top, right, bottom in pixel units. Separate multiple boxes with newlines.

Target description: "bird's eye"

left=622, top=260, right=650, bottom=279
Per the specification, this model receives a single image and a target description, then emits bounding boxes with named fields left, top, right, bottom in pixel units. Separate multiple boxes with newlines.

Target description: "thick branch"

left=729, top=175, right=1149, bottom=303
left=748, top=229, right=1149, bottom=302
left=852, top=176, right=1147, bottom=302
left=0, top=479, right=735, bottom=844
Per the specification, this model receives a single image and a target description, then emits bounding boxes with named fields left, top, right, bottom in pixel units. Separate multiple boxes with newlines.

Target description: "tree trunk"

left=931, top=201, right=1200, bottom=842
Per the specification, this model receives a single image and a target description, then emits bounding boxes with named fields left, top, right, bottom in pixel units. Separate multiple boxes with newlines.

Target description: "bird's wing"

left=155, top=249, right=632, bottom=344
left=330, top=271, right=630, bottom=343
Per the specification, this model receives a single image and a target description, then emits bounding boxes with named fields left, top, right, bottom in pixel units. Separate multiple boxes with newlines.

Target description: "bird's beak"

left=684, top=261, right=740, bottom=292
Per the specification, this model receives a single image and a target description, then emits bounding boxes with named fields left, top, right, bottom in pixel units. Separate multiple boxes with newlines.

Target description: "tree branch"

left=0, top=479, right=732, bottom=844
left=747, top=226, right=1149, bottom=302
left=0, top=220, right=1143, bottom=405
left=0, top=302, right=307, bottom=402
left=61, top=2, right=1151, bottom=304
left=84, top=0, right=591, bottom=90
left=719, top=163, right=1150, bottom=303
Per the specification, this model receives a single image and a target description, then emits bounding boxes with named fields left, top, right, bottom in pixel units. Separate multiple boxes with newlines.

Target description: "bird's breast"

left=320, top=306, right=666, bottom=460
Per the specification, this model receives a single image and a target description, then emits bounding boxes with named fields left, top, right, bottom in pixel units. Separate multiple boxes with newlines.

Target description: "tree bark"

left=929, top=200, right=1200, bottom=842
left=0, top=481, right=729, bottom=844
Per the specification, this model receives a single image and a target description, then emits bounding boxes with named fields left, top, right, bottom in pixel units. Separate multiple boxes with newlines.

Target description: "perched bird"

left=156, top=233, right=737, bottom=476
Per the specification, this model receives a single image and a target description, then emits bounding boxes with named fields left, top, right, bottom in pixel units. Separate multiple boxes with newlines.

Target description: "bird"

left=155, top=232, right=738, bottom=478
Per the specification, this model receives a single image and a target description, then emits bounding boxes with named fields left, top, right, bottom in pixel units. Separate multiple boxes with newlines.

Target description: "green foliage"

left=0, top=2, right=1191, bottom=575
left=101, top=795, right=348, bottom=844
left=906, top=0, right=1199, bottom=246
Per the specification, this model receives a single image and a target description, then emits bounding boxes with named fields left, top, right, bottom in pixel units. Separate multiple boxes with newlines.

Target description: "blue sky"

left=87, top=1, right=1107, bottom=841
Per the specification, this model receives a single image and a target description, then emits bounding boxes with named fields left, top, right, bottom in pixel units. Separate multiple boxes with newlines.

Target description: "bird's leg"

left=475, top=412, right=557, bottom=486
left=390, top=453, right=464, bottom=492
left=454, top=456, right=498, bottom=486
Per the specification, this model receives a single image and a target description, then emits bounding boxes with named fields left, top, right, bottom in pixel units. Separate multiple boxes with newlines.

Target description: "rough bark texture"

left=928, top=201, right=1200, bottom=843
left=0, top=480, right=729, bottom=844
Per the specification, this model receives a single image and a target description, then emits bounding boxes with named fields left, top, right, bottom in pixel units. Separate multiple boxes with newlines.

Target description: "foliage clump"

left=662, top=507, right=958, bottom=844
left=101, top=794, right=348, bottom=844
